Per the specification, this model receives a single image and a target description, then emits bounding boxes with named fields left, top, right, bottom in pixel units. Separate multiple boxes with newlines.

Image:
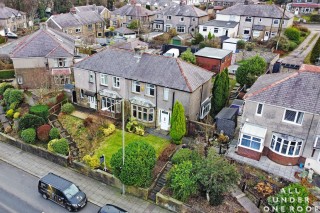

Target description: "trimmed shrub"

left=170, top=101, right=186, bottom=144
left=21, top=128, right=36, bottom=144
left=310, top=14, right=320, bottom=23
left=110, top=141, right=156, bottom=187
left=284, top=27, right=301, bottom=42
left=172, top=149, right=193, bottom=165
left=30, top=105, right=49, bottom=120
left=0, top=82, right=13, bottom=95
left=37, top=124, right=51, bottom=142
left=4, top=89, right=23, bottom=106
left=9, top=101, right=19, bottom=110
left=3, top=88, right=13, bottom=103
left=48, top=138, right=69, bottom=155
left=6, top=109, right=14, bottom=118
left=0, top=70, right=14, bottom=79
left=49, top=127, right=60, bottom=140
left=61, top=103, right=75, bottom=114
left=102, top=123, right=116, bottom=136
left=13, top=112, right=20, bottom=119
left=126, top=118, right=145, bottom=136
left=289, top=41, right=298, bottom=51
left=18, top=114, right=46, bottom=130
left=237, top=40, right=246, bottom=49
left=83, top=155, right=100, bottom=169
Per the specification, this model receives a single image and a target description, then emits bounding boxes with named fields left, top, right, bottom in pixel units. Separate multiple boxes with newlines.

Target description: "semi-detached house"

left=238, top=65, right=320, bottom=174
left=73, top=47, right=213, bottom=130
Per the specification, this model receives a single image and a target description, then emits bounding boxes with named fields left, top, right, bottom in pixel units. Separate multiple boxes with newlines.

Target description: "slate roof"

left=137, top=0, right=177, bottom=7
left=47, top=10, right=104, bottom=29
left=0, top=5, right=26, bottom=19
left=74, top=48, right=213, bottom=92
left=75, top=4, right=107, bottom=14
left=218, top=4, right=294, bottom=19
left=201, top=20, right=238, bottom=28
left=11, top=27, right=74, bottom=58
left=155, top=4, right=208, bottom=17
left=245, top=66, right=320, bottom=114
left=242, top=50, right=279, bottom=63
left=113, top=39, right=148, bottom=50
left=112, top=4, right=154, bottom=17
left=195, top=47, right=232, bottom=59
left=115, top=27, right=136, bottom=34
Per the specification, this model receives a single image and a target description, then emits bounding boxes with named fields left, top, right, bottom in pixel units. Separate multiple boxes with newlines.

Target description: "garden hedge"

left=30, top=105, right=49, bottom=120
left=172, top=149, right=193, bottom=165
left=49, top=127, right=60, bottom=140
left=18, top=114, right=46, bottom=130
left=21, top=128, right=36, bottom=144
left=61, top=103, right=75, bottom=114
left=284, top=27, right=300, bottom=42
left=0, top=82, right=13, bottom=95
left=48, top=138, right=69, bottom=155
left=0, top=70, right=14, bottom=79
left=3, top=89, right=23, bottom=106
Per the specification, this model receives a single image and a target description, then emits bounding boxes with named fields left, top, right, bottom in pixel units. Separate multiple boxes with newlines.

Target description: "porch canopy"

left=130, top=96, right=155, bottom=108
left=241, top=123, right=267, bottom=139
left=99, top=89, right=122, bottom=99
left=51, top=68, right=71, bottom=75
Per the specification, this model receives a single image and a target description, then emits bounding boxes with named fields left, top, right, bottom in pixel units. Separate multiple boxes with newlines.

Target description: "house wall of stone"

left=61, top=22, right=105, bottom=38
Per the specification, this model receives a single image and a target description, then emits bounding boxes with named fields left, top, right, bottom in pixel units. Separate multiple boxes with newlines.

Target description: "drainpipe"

left=171, top=91, right=175, bottom=112
left=198, top=85, right=204, bottom=121
left=94, top=71, right=98, bottom=111
left=155, top=85, right=158, bottom=128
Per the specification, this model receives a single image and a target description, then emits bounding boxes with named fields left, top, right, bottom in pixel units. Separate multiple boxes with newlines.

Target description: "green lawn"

left=94, top=129, right=170, bottom=169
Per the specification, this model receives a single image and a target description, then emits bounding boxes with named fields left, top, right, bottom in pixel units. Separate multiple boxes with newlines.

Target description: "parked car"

left=6, top=32, right=18, bottom=39
left=98, top=204, right=128, bottom=213
left=163, top=48, right=179, bottom=58
left=38, top=173, right=87, bottom=212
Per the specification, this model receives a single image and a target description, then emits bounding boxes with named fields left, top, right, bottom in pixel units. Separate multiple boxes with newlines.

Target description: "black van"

left=38, top=173, right=87, bottom=212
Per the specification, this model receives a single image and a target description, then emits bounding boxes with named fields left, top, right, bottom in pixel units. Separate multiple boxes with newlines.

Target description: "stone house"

left=0, top=3, right=27, bottom=33
left=152, top=2, right=208, bottom=34
left=46, top=4, right=109, bottom=40
left=136, top=0, right=178, bottom=10
left=10, top=25, right=75, bottom=89
left=73, top=47, right=213, bottom=130
left=215, top=3, right=294, bottom=41
left=110, top=4, right=155, bottom=28
left=287, top=0, right=320, bottom=15
left=237, top=64, right=320, bottom=174
left=213, top=0, right=253, bottom=8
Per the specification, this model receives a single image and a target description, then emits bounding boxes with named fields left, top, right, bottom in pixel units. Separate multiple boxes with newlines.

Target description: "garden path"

left=231, top=186, right=260, bottom=213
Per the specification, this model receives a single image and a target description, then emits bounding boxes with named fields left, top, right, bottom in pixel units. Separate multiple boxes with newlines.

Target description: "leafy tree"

left=191, top=33, right=204, bottom=45
left=268, top=36, right=290, bottom=51
left=170, top=101, right=186, bottom=144
left=110, top=141, right=156, bottom=187
left=180, top=48, right=196, bottom=64
left=268, top=183, right=309, bottom=213
left=235, top=55, right=267, bottom=87
left=194, top=149, right=240, bottom=206
left=310, top=36, right=320, bottom=64
left=127, top=20, right=140, bottom=30
left=237, top=40, right=246, bottom=49
left=210, top=70, right=229, bottom=117
left=207, top=32, right=213, bottom=40
left=199, top=37, right=221, bottom=49
left=167, top=161, right=198, bottom=202
left=284, top=27, right=301, bottom=42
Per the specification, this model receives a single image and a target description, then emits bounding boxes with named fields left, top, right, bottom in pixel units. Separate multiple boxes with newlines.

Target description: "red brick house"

left=195, top=47, right=232, bottom=73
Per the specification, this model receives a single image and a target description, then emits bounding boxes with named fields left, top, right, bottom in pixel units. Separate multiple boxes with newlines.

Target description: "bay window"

left=270, top=134, right=303, bottom=157
left=132, top=105, right=154, bottom=122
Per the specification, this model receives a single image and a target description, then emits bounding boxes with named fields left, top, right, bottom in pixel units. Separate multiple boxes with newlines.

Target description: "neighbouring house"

left=237, top=64, right=320, bottom=175
left=213, top=0, right=253, bottom=8
left=73, top=47, right=213, bottom=130
left=10, top=25, right=76, bottom=89
left=46, top=4, right=109, bottom=39
left=222, top=38, right=242, bottom=53
left=195, top=47, right=232, bottom=73
left=0, top=3, right=27, bottom=33
left=151, top=2, right=208, bottom=34
left=215, top=3, right=294, bottom=41
left=172, top=0, right=200, bottom=5
left=114, top=27, right=136, bottom=39
left=110, top=3, right=155, bottom=28
left=137, top=0, right=178, bottom=10
left=199, top=20, right=239, bottom=38
left=113, top=39, right=149, bottom=50
left=287, top=0, right=320, bottom=15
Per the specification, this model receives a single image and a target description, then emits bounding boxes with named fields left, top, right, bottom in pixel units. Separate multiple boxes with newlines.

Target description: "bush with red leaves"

left=83, top=117, right=94, bottom=127
left=56, top=92, right=65, bottom=103
left=37, top=124, right=51, bottom=142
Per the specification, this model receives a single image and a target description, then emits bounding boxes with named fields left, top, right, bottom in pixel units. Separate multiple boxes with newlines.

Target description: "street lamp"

left=121, top=97, right=125, bottom=195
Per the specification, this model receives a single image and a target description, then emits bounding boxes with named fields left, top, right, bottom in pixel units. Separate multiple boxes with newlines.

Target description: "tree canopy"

left=170, top=101, right=186, bottom=144
left=210, top=69, right=229, bottom=118
left=180, top=48, right=196, bottom=64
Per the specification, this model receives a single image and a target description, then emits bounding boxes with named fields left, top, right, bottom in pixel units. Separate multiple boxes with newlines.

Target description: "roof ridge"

left=176, top=58, right=192, bottom=92
left=244, top=72, right=299, bottom=99
left=44, top=29, right=74, bottom=56
left=12, top=30, right=44, bottom=57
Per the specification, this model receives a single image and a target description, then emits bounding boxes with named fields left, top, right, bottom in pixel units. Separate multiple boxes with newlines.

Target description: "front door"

left=88, top=96, right=96, bottom=109
left=160, top=110, right=170, bottom=130
left=72, top=90, right=77, bottom=103
left=225, top=30, right=229, bottom=36
left=165, top=25, right=171, bottom=32
left=264, top=31, right=269, bottom=41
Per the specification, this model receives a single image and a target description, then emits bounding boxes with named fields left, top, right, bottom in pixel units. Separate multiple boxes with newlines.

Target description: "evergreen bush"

left=48, top=138, right=69, bottom=155
left=21, top=128, right=36, bottom=144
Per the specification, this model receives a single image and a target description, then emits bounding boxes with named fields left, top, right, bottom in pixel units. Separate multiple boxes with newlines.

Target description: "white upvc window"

left=89, top=71, right=94, bottom=83
left=54, top=58, right=66, bottom=67
left=113, top=76, right=120, bottom=88
left=314, top=136, right=320, bottom=148
left=155, top=24, right=161, bottom=29
left=245, top=16, right=252, bottom=22
left=132, top=81, right=141, bottom=93
left=17, top=75, right=23, bottom=84
left=146, top=84, right=155, bottom=96
left=167, top=15, right=171, bottom=20
left=240, top=134, right=262, bottom=151
left=101, top=97, right=119, bottom=112
left=200, top=100, right=211, bottom=119
left=132, top=105, right=154, bottom=122
left=163, top=88, right=169, bottom=101
left=283, top=109, right=304, bottom=125
left=214, top=28, right=218, bottom=33
left=203, top=26, right=207, bottom=32
left=100, top=74, right=108, bottom=86
left=177, top=26, right=185, bottom=33
left=273, top=19, right=279, bottom=25
left=243, top=29, right=250, bottom=35
left=256, top=103, right=263, bottom=116
left=270, top=134, right=303, bottom=157
left=80, top=89, right=84, bottom=98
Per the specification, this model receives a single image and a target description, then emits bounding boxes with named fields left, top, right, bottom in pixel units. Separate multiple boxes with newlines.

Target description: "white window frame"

left=113, top=76, right=120, bottom=88
left=273, top=19, right=279, bottom=25
left=192, top=17, right=196, bottom=21
left=239, top=134, right=263, bottom=151
left=177, top=26, right=185, bottom=33
left=101, top=97, right=119, bottom=112
left=314, top=136, right=320, bottom=148
left=256, top=103, right=263, bottom=116
left=203, top=26, right=207, bottom=32
left=283, top=109, right=304, bottom=125
left=163, top=88, right=169, bottom=101
left=132, top=81, right=141, bottom=93
left=214, top=28, right=218, bottom=33
left=80, top=89, right=84, bottom=98
left=89, top=71, right=94, bottom=83
left=132, top=105, right=154, bottom=122
left=259, top=18, right=262, bottom=22
left=270, top=134, right=303, bottom=157
left=55, top=58, right=66, bottom=67
left=146, top=84, right=155, bottom=96
left=100, top=74, right=108, bottom=86
left=17, top=75, right=23, bottom=84
left=200, top=100, right=211, bottom=119
left=245, top=16, right=252, bottom=22
left=155, top=24, right=161, bottom=29
left=97, top=32, right=102, bottom=37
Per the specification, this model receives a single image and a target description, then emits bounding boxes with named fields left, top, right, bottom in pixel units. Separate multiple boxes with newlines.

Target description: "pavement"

left=231, top=187, right=260, bottom=213
left=0, top=141, right=170, bottom=213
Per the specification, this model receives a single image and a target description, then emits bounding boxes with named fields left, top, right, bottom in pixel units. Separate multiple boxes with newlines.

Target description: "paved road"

left=0, top=160, right=100, bottom=213
left=301, top=23, right=320, bottom=32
